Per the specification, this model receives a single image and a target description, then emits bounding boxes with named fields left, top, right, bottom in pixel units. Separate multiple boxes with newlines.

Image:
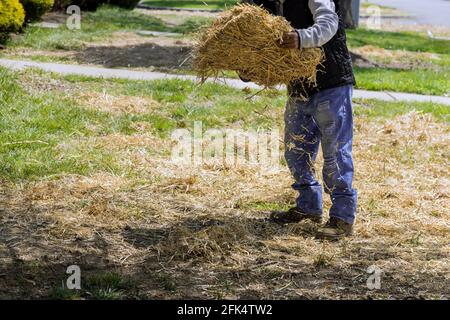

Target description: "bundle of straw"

left=193, top=4, right=324, bottom=88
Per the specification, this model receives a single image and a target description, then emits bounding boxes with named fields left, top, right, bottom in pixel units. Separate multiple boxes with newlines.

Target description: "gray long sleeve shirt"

left=246, top=0, right=339, bottom=48
left=295, top=0, right=339, bottom=48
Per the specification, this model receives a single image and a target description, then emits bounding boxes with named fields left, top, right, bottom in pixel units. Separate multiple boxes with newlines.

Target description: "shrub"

left=51, top=0, right=69, bottom=10
left=20, top=0, right=54, bottom=22
left=108, top=0, right=140, bottom=9
left=0, top=0, right=25, bottom=41
left=78, top=0, right=108, bottom=11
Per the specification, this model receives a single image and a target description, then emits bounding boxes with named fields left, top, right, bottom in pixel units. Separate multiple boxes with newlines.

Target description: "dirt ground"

left=0, top=75, right=449, bottom=299
left=75, top=33, right=193, bottom=70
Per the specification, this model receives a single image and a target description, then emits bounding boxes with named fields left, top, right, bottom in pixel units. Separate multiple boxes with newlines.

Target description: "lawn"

left=360, top=2, right=407, bottom=16
left=4, top=6, right=210, bottom=51
left=142, top=0, right=403, bottom=14
left=346, top=28, right=450, bottom=55
left=1, top=6, right=449, bottom=96
left=141, top=0, right=238, bottom=10
left=0, top=66, right=449, bottom=299
left=354, top=67, right=449, bottom=96
left=348, top=28, right=450, bottom=95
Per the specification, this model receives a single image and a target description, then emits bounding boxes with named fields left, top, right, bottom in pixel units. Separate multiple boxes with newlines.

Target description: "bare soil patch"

left=75, top=34, right=193, bottom=70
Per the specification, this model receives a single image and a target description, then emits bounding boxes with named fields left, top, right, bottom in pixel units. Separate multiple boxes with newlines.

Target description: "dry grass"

left=91, top=31, right=192, bottom=47
left=4, top=47, right=78, bottom=60
left=352, top=45, right=439, bottom=60
left=366, top=22, right=450, bottom=38
left=137, top=8, right=219, bottom=22
left=23, top=173, right=131, bottom=234
left=1, top=102, right=449, bottom=298
left=18, top=71, right=82, bottom=94
left=157, top=220, right=251, bottom=262
left=79, top=91, right=160, bottom=115
left=351, top=45, right=441, bottom=69
left=193, top=4, right=323, bottom=89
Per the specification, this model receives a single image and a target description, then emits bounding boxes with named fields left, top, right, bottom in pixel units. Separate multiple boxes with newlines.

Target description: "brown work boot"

left=315, top=217, right=353, bottom=240
left=270, top=207, right=322, bottom=224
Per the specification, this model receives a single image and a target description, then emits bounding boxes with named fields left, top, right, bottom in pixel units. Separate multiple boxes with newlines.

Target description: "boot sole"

left=270, top=216, right=322, bottom=224
left=315, top=232, right=352, bottom=241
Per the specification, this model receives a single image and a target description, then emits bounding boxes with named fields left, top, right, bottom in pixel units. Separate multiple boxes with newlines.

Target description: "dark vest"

left=253, top=0, right=355, bottom=97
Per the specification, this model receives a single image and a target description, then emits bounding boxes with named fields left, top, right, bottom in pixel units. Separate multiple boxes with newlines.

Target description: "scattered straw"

left=157, top=221, right=250, bottom=262
left=2, top=110, right=449, bottom=298
left=80, top=92, right=160, bottom=115
left=193, top=4, right=324, bottom=88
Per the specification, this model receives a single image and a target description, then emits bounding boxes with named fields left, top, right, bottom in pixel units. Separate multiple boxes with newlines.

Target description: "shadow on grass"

left=0, top=185, right=448, bottom=299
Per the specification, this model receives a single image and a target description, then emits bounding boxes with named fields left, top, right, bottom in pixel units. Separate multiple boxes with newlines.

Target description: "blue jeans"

left=284, top=85, right=357, bottom=224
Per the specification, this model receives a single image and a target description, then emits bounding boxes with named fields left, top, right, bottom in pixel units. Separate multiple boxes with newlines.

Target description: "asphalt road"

left=367, top=0, right=450, bottom=26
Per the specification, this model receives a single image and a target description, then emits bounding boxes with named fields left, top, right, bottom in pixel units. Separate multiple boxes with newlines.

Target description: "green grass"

left=140, top=0, right=401, bottom=14
left=353, top=99, right=450, bottom=122
left=62, top=74, right=286, bottom=131
left=49, top=272, right=133, bottom=300
left=347, top=28, right=450, bottom=55
left=361, top=2, right=393, bottom=10
left=15, top=4, right=447, bottom=55
left=195, top=67, right=450, bottom=96
left=347, top=28, right=450, bottom=95
left=49, top=287, right=82, bottom=300
left=354, top=67, right=450, bottom=96
left=61, top=72, right=450, bottom=124
left=239, top=200, right=292, bottom=212
left=0, top=68, right=136, bottom=180
left=6, top=6, right=208, bottom=50
left=60, top=72, right=450, bottom=126
left=2, top=67, right=448, bottom=182
left=153, top=271, right=177, bottom=292
left=4, top=4, right=449, bottom=96
left=171, top=16, right=214, bottom=33
left=8, top=6, right=169, bottom=50
left=141, top=0, right=238, bottom=10
left=0, top=67, right=283, bottom=180
left=85, top=272, right=132, bottom=299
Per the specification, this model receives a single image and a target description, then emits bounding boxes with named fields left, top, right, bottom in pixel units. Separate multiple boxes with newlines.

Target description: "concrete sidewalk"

left=1, top=58, right=449, bottom=105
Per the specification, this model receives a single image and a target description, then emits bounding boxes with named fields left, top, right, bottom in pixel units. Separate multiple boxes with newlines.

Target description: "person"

left=242, top=0, right=357, bottom=240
